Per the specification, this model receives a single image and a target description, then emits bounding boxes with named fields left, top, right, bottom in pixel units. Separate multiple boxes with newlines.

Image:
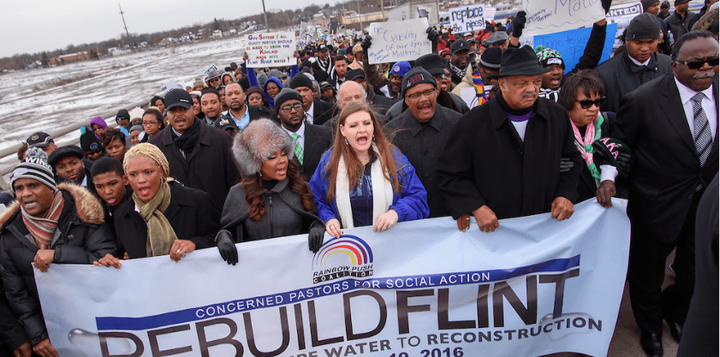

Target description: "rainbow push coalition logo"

left=311, top=235, right=374, bottom=284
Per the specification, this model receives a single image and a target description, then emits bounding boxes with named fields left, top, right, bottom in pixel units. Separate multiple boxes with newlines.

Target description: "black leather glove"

left=426, top=27, right=439, bottom=44
left=602, top=0, right=612, bottom=14
left=560, top=157, right=574, bottom=173
left=216, top=231, right=238, bottom=265
left=512, top=11, right=526, bottom=38
left=468, top=51, right=479, bottom=73
left=361, top=35, right=372, bottom=62
left=615, top=152, right=632, bottom=175
left=308, top=226, right=325, bottom=253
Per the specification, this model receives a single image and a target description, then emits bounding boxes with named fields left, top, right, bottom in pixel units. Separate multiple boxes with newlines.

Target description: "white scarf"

left=335, top=145, right=393, bottom=228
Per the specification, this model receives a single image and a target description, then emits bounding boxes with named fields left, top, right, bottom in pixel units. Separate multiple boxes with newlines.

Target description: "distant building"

left=212, top=30, right=223, bottom=38
left=50, top=51, right=90, bottom=66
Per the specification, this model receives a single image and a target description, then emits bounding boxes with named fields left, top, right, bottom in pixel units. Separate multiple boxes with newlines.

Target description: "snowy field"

left=0, top=36, right=247, bottom=185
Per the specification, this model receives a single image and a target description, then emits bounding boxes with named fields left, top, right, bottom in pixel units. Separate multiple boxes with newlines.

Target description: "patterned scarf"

left=21, top=190, right=64, bottom=249
left=570, top=113, right=605, bottom=187
left=132, top=180, right=177, bottom=257
left=471, top=72, right=488, bottom=106
left=448, top=62, right=465, bottom=82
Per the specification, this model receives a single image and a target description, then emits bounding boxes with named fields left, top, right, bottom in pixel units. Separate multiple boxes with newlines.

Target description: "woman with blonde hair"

left=309, top=101, right=429, bottom=240
left=94, top=143, right=219, bottom=267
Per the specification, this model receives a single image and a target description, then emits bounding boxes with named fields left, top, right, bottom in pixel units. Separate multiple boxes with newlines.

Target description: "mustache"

left=694, top=71, right=717, bottom=79
left=522, top=92, right=538, bottom=99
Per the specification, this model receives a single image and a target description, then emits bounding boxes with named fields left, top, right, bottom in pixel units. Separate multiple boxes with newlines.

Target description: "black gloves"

left=308, top=226, right=325, bottom=253
left=602, top=0, right=612, bottom=14
left=216, top=231, right=238, bottom=265
left=426, top=27, right=439, bottom=44
left=512, top=11, right=526, bottom=38
left=615, top=152, right=632, bottom=176
left=361, top=35, right=372, bottom=62
left=560, top=157, right=574, bottom=173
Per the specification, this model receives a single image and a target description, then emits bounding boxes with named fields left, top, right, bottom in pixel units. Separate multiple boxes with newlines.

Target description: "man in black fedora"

left=437, top=45, right=583, bottom=232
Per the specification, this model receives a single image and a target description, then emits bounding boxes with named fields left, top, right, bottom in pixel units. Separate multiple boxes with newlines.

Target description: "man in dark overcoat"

left=612, top=30, right=718, bottom=357
left=150, top=89, right=239, bottom=211
left=437, top=46, right=583, bottom=232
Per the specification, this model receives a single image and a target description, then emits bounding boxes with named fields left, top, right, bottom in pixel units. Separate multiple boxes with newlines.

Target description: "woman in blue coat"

left=309, top=101, right=429, bottom=238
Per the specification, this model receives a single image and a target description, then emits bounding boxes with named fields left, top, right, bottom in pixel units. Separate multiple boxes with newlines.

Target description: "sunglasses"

left=676, top=56, right=719, bottom=69
left=576, top=97, right=606, bottom=109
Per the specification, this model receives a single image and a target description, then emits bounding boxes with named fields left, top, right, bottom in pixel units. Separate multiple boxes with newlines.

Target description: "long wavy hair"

left=243, top=159, right=314, bottom=222
left=323, top=101, right=401, bottom=202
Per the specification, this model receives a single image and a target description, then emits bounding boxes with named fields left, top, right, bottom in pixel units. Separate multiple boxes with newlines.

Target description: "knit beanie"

left=401, top=67, right=438, bottom=97
left=232, top=119, right=295, bottom=176
left=11, top=148, right=57, bottom=193
left=123, top=143, right=170, bottom=178
left=274, top=88, right=304, bottom=109
left=390, top=61, right=412, bottom=78
left=290, top=73, right=315, bottom=90
left=625, top=13, right=662, bottom=40
left=80, top=128, right=102, bottom=152
left=642, top=0, right=660, bottom=11
left=535, top=46, right=566, bottom=69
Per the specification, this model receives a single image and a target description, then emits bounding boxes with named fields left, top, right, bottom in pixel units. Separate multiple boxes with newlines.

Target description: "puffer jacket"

left=0, top=184, right=116, bottom=346
left=309, top=148, right=430, bottom=226
left=220, top=178, right=323, bottom=242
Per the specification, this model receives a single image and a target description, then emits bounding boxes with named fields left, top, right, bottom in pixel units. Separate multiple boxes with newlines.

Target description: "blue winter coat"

left=309, top=148, right=430, bottom=226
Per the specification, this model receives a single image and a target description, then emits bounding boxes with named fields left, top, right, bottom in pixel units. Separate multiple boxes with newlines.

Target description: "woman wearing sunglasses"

left=558, top=70, right=623, bottom=208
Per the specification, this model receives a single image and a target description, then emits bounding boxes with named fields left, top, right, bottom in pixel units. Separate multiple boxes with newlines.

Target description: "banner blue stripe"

left=96, top=255, right=580, bottom=331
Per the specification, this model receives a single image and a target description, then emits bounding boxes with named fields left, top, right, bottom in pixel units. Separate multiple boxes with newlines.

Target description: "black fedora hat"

left=499, top=46, right=552, bottom=77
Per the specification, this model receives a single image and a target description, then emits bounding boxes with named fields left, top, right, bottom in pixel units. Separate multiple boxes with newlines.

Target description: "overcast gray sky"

left=2, top=0, right=328, bottom=58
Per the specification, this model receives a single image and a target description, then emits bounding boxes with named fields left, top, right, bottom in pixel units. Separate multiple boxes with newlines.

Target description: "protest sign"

left=243, top=31, right=296, bottom=68
left=450, top=4, right=487, bottom=33
left=37, top=199, right=630, bottom=357
left=368, top=18, right=432, bottom=64
left=534, top=23, right=618, bottom=74
left=606, top=2, right=643, bottom=49
left=524, top=0, right=606, bottom=36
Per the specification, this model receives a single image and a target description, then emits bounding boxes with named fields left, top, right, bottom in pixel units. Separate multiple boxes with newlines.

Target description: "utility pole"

left=261, top=0, right=269, bottom=29
left=380, top=0, right=385, bottom=21
left=118, top=4, right=131, bottom=47
left=357, top=0, right=363, bottom=31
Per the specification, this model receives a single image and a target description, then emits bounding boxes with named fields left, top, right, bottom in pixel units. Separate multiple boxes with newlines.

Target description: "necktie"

left=291, top=133, right=303, bottom=165
left=692, top=92, right=712, bottom=167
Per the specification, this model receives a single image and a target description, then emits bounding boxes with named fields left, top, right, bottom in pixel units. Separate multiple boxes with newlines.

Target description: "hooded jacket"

left=263, top=77, right=284, bottom=109
left=0, top=184, right=116, bottom=346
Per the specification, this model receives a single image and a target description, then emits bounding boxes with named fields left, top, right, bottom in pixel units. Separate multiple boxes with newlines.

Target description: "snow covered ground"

left=0, top=36, right=247, bottom=185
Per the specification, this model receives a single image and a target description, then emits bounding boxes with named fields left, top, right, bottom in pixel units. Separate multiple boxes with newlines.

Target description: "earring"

left=344, top=137, right=349, bottom=145
left=372, top=135, right=375, bottom=141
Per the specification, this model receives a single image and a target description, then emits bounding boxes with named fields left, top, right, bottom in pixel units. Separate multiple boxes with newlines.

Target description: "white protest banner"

left=368, top=18, right=432, bottom=64
left=606, top=2, right=643, bottom=49
left=450, top=4, right=487, bottom=33
left=524, top=0, right=606, bottom=36
left=36, top=199, right=630, bottom=357
left=243, top=31, right=296, bottom=68
left=485, top=7, right=496, bottom=23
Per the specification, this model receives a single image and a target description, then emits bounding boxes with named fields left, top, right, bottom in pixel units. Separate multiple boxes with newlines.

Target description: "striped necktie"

left=692, top=92, right=712, bottom=167
left=291, top=133, right=303, bottom=165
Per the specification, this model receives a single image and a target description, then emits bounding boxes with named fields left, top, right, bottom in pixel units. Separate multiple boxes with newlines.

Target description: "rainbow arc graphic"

left=312, top=235, right=373, bottom=268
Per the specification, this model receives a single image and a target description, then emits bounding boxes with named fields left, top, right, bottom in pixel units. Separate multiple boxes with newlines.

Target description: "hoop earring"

left=344, top=137, right=349, bottom=146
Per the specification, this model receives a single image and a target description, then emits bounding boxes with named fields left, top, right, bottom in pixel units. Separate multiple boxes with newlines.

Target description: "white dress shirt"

left=675, top=77, right=717, bottom=140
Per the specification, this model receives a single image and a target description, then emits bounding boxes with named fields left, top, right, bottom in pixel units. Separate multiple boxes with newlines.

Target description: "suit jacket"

left=112, top=181, right=220, bottom=259
left=311, top=100, right=339, bottom=126
left=613, top=75, right=719, bottom=242
left=436, top=96, right=583, bottom=220
left=299, top=123, right=332, bottom=181
left=217, top=105, right=275, bottom=127
left=149, top=122, right=239, bottom=211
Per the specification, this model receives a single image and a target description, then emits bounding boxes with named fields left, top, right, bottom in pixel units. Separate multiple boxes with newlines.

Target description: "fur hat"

left=232, top=119, right=295, bottom=176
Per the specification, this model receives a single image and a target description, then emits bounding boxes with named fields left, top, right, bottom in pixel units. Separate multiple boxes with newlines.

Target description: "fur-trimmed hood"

left=0, top=183, right=104, bottom=231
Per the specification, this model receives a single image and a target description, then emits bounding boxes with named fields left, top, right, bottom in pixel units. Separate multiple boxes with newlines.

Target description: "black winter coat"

left=112, top=181, right=220, bottom=259
left=594, top=51, right=673, bottom=113
left=0, top=185, right=116, bottom=346
left=437, top=95, right=583, bottom=220
left=149, top=121, right=239, bottom=211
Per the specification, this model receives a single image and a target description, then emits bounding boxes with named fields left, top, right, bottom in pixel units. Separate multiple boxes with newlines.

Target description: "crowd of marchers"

left=0, top=1, right=718, bottom=356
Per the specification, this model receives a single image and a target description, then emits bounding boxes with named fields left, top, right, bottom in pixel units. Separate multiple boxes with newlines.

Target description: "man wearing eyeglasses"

left=595, top=13, right=673, bottom=113
left=383, top=68, right=461, bottom=218
left=274, top=88, right=332, bottom=181
left=437, top=46, right=583, bottom=233
left=612, top=30, right=718, bottom=357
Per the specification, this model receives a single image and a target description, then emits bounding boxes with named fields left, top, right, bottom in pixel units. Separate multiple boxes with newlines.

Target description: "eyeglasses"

left=676, top=56, right=719, bottom=69
left=280, top=103, right=304, bottom=113
left=576, top=97, right=606, bottom=109
left=142, top=121, right=160, bottom=126
left=406, top=88, right=437, bottom=101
